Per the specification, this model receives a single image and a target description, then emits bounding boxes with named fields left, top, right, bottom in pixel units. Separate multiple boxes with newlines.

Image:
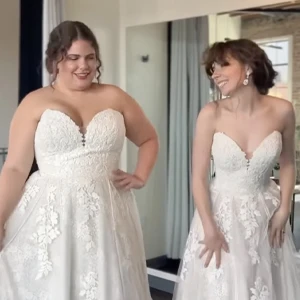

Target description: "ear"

left=245, top=65, right=252, bottom=76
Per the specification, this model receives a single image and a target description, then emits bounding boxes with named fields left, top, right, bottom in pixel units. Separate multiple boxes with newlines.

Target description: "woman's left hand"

left=112, top=169, right=145, bottom=191
left=269, top=207, right=290, bottom=248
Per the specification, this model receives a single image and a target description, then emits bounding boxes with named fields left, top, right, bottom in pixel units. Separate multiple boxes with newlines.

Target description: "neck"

left=52, top=79, right=92, bottom=98
left=228, top=85, right=262, bottom=114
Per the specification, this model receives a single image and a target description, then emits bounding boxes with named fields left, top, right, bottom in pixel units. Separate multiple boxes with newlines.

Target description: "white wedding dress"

left=0, top=108, right=152, bottom=300
left=173, top=131, right=300, bottom=300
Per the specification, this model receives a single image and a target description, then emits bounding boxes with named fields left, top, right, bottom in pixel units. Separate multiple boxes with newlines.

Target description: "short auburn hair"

left=203, top=38, right=278, bottom=95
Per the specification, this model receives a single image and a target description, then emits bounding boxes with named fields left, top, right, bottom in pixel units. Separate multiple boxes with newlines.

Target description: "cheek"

left=59, top=61, right=78, bottom=74
left=67, top=62, right=79, bottom=73
left=88, top=60, right=98, bottom=71
left=227, top=68, right=243, bottom=84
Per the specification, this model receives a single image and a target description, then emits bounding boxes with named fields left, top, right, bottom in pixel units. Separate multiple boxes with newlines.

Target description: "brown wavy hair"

left=45, top=20, right=102, bottom=84
left=203, top=39, right=278, bottom=95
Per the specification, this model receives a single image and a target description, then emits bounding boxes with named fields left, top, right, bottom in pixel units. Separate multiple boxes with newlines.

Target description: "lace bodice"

left=34, top=109, right=125, bottom=179
left=0, top=109, right=152, bottom=300
left=175, top=129, right=300, bottom=300
left=211, top=131, right=282, bottom=193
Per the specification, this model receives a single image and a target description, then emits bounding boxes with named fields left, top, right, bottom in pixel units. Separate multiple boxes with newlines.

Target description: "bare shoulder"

left=92, top=84, right=128, bottom=111
left=193, top=101, right=218, bottom=139
left=17, top=87, right=54, bottom=121
left=197, top=101, right=218, bottom=122
left=94, top=84, right=125, bottom=98
left=266, top=96, right=295, bottom=121
left=97, top=84, right=139, bottom=112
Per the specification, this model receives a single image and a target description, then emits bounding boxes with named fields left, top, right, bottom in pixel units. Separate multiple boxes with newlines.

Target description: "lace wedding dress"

left=173, top=131, right=300, bottom=300
left=0, top=109, right=152, bottom=300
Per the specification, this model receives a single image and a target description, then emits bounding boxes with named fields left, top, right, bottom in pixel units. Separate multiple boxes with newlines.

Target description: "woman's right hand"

left=200, top=227, right=229, bottom=269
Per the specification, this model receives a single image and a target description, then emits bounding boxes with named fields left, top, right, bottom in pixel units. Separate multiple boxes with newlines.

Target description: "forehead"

left=213, top=55, right=241, bottom=68
left=67, top=40, right=95, bottom=54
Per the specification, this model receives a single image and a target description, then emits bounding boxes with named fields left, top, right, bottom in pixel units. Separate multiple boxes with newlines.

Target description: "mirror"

left=125, top=3, right=300, bottom=287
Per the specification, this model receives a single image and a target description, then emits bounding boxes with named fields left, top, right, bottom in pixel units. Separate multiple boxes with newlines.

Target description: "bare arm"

left=192, top=103, right=217, bottom=233
left=0, top=95, right=39, bottom=226
left=120, top=89, right=159, bottom=183
left=193, top=102, right=228, bottom=268
left=279, top=102, right=296, bottom=213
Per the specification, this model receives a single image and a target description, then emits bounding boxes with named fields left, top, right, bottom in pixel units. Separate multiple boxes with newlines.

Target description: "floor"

left=150, top=288, right=172, bottom=300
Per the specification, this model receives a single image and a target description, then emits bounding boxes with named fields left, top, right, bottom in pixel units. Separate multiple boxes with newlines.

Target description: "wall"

left=209, top=14, right=241, bottom=44
left=241, top=14, right=300, bottom=180
left=124, top=0, right=285, bottom=27
left=0, top=0, right=19, bottom=148
left=126, top=23, right=168, bottom=259
left=65, top=0, right=121, bottom=85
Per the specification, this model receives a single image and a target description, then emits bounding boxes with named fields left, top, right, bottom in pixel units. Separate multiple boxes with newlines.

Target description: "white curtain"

left=166, top=16, right=210, bottom=259
left=42, top=0, right=64, bottom=86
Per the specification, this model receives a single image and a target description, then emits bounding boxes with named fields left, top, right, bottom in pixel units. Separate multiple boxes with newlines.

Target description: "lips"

left=216, top=81, right=228, bottom=88
left=74, top=73, right=90, bottom=80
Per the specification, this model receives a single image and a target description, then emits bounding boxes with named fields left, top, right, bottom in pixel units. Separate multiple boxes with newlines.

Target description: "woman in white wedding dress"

left=0, top=21, right=158, bottom=300
left=173, top=39, right=300, bottom=300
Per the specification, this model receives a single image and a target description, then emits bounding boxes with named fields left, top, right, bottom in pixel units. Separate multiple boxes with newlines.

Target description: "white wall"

left=124, top=0, right=285, bottom=27
left=65, top=0, right=121, bottom=86
left=126, top=23, right=168, bottom=259
left=0, top=0, right=19, bottom=148
left=209, top=14, right=241, bottom=44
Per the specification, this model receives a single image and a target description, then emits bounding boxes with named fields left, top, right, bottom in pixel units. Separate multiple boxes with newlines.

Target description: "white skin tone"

left=194, top=55, right=295, bottom=268
left=0, top=39, right=159, bottom=250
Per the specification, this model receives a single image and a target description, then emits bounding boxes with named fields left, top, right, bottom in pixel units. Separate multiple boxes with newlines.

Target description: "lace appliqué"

left=271, top=249, right=280, bottom=267
left=20, top=289, right=48, bottom=300
left=214, top=196, right=232, bottom=242
left=80, top=272, right=99, bottom=300
left=180, top=229, right=201, bottom=280
left=205, top=268, right=228, bottom=299
left=238, top=195, right=261, bottom=264
left=250, top=277, right=270, bottom=300
left=76, top=184, right=103, bottom=252
left=18, top=185, right=40, bottom=213
left=32, top=186, right=60, bottom=280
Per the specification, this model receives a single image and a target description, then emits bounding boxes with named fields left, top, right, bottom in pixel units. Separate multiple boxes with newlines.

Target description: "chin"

left=74, top=81, right=93, bottom=91
left=220, top=87, right=235, bottom=97
left=220, top=89, right=230, bottom=97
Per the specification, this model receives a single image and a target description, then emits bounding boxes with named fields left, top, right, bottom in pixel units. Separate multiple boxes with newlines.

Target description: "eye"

left=66, top=55, right=79, bottom=60
left=220, top=61, right=230, bottom=67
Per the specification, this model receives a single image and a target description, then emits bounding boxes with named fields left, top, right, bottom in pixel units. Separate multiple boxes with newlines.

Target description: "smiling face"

left=211, top=55, right=250, bottom=97
left=56, top=39, right=98, bottom=90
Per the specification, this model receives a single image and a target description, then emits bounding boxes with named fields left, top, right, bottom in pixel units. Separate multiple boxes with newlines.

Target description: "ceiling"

left=223, top=1, right=300, bottom=18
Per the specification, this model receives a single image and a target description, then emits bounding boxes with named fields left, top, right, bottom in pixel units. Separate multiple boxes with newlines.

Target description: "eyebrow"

left=67, top=53, right=95, bottom=56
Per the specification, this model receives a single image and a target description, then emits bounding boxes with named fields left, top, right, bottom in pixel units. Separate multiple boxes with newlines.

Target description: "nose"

left=211, top=71, right=220, bottom=80
left=78, top=57, right=88, bottom=69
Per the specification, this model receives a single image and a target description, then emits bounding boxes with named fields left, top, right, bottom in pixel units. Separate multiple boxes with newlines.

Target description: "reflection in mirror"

left=126, top=4, right=300, bottom=298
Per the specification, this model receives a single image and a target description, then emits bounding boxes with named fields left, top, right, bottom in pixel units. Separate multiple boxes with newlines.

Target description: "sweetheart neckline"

left=41, top=108, right=123, bottom=135
left=214, top=131, right=282, bottom=161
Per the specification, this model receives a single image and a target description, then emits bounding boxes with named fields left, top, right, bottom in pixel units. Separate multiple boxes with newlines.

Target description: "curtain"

left=19, top=0, right=63, bottom=176
left=19, top=0, right=43, bottom=102
left=166, top=16, right=210, bottom=259
left=42, top=0, right=64, bottom=86
left=19, top=0, right=43, bottom=176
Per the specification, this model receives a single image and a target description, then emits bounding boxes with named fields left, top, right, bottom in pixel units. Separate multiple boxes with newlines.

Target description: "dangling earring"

left=243, top=72, right=250, bottom=86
